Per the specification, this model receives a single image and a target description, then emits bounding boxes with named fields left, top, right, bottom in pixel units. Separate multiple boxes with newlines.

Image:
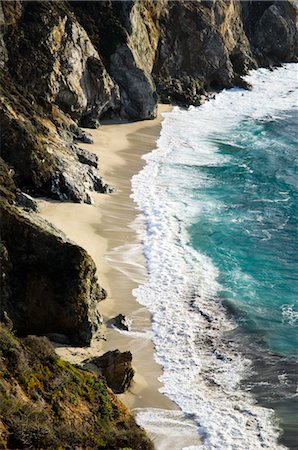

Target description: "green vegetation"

left=0, top=324, right=153, bottom=449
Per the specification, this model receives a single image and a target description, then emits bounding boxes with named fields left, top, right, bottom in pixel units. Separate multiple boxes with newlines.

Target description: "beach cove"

left=1, top=1, right=297, bottom=448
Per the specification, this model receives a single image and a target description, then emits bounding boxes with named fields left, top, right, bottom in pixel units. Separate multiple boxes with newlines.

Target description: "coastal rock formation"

left=242, top=0, right=298, bottom=66
left=1, top=0, right=297, bottom=128
left=107, top=313, right=131, bottom=331
left=0, top=202, right=106, bottom=345
left=70, top=0, right=160, bottom=120
left=87, top=350, right=135, bottom=394
left=0, top=64, right=109, bottom=204
left=1, top=1, right=120, bottom=124
left=0, top=325, right=153, bottom=449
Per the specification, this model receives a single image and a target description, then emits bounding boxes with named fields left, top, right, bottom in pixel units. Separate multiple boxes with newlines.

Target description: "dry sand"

left=38, top=105, right=177, bottom=411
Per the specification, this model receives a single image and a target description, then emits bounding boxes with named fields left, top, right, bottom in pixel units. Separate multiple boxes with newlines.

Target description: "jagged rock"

left=153, top=1, right=254, bottom=105
left=71, top=0, right=160, bottom=120
left=110, top=45, right=157, bottom=120
left=15, top=191, right=39, bottom=212
left=232, top=75, right=252, bottom=90
left=0, top=202, right=106, bottom=345
left=73, top=147, right=98, bottom=168
left=88, top=350, right=135, bottom=394
left=80, top=116, right=101, bottom=129
left=242, top=0, right=298, bottom=66
left=73, top=128, right=94, bottom=144
left=2, top=1, right=120, bottom=123
left=2, top=0, right=297, bottom=125
left=107, top=314, right=131, bottom=331
left=0, top=72, right=109, bottom=204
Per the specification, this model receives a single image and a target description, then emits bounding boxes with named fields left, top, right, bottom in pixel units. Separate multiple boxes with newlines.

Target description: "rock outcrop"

left=1, top=1, right=120, bottom=124
left=153, top=0, right=297, bottom=105
left=1, top=0, right=297, bottom=129
left=242, top=0, right=298, bottom=67
left=87, top=350, right=135, bottom=394
left=107, top=313, right=131, bottom=331
left=0, top=202, right=106, bottom=345
left=0, top=62, right=109, bottom=204
left=70, top=0, right=160, bottom=120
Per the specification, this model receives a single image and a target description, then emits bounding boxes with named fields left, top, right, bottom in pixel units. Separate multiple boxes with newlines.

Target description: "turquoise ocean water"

left=132, top=65, right=297, bottom=449
left=189, top=108, right=298, bottom=357
left=188, top=107, right=298, bottom=448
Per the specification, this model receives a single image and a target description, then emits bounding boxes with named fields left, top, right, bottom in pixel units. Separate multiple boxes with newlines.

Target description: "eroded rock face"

left=154, top=2, right=229, bottom=104
left=0, top=71, right=108, bottom=203
left=153, top=0, right=257, bottom=105
left=242, top=0, right=298, bottom=66
left=88, top=350, right=135, bottom=394
left=0, top=203, right=106, bottom=345
left=2, top=1, right=120, bottom=124
left=153, top=0, right=297, bottom=105
left=71, top=0, right=160, bottom=120
left=2, top=0, right=297, bottom=123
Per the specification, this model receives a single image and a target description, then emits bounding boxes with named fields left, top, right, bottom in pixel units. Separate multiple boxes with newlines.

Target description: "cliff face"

left=1, top=202, right=106, bottom=345
left=1, top=0, right=296, bottom=133
left=1, top=1, right=120, bottom=124
left=153, top=0, right=297, bottom=104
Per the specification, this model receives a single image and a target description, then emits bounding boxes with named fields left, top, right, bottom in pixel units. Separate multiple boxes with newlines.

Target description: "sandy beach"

left=38, top=105, right=177, bottom=413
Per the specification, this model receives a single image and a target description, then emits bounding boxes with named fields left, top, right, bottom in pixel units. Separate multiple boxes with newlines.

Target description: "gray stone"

left=107, top=314, right=131, bottom=331
left=15, top=192, right=39, bottom=212
left=75, top=147, right=98, bottom=168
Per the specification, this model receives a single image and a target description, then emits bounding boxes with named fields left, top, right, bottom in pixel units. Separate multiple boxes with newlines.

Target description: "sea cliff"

left=0, top=1, right=297, bottom=448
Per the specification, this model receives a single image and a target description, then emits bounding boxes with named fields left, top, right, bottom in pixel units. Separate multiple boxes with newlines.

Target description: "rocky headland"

left=0, top=1, right=297, bottom=448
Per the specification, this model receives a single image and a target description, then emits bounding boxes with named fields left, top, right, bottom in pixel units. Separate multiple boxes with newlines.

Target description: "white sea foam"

left=131, top=64, right=297, bottom=449
left=281, top=304, right=298, bottom=327
left=134, top=408, right=202, bottom=450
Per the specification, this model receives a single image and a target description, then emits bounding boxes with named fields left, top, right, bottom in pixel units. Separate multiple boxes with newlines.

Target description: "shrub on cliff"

left=0, top=324, right=153, bottom=449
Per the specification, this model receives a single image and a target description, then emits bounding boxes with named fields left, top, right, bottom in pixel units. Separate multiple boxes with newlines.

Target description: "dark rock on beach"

left=107, top=313, right=131, bottom=331
left=15, top=191, right=39, bottom=212
left=73, top=146, right=99, bottom=168
left=87, top=350, right=135, bottom=394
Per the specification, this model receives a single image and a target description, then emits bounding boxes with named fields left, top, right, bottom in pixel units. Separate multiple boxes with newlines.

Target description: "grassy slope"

left=0, top=324, right=153, bottom=449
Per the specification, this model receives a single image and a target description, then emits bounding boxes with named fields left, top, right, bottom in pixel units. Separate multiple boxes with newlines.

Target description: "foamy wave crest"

left=131, top=64, right=297, bottom=449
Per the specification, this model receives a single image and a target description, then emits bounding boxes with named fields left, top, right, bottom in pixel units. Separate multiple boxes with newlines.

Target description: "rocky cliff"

left=1, top=201, right=106, bottom=346
left=0, top=0, right=296, bottom=203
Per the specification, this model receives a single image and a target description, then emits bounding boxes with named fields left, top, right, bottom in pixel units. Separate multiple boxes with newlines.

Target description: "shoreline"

left=38, top=104, right=177, bottom=412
